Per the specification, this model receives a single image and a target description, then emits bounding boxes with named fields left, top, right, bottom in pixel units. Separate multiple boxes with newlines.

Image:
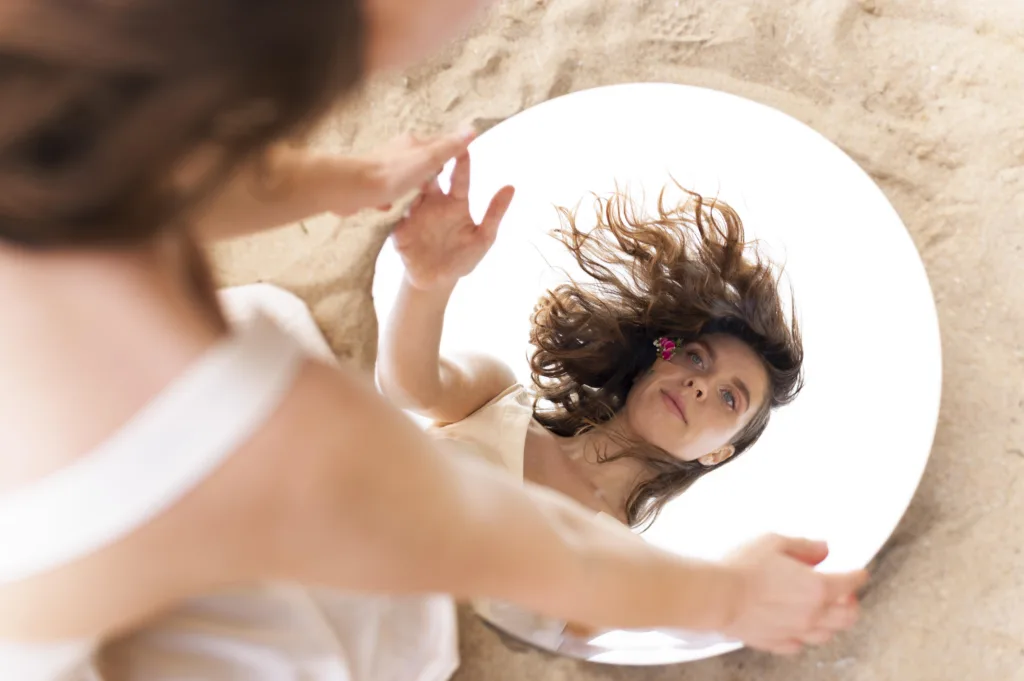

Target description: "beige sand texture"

left=212, top=1, right=1024, bottom=679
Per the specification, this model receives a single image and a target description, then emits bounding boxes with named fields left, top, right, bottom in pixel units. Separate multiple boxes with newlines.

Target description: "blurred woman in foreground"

left=0, top=2, right=865, bottom=679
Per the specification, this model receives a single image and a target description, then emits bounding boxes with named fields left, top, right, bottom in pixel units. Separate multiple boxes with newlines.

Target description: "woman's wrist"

left=594, top=547, right=742, bottom=633
left=298, top=151, right=371, bottom=217
left=550, top=506, right=743, bottom=632
left=258, top=146, right=381, bottom=217
left=663, top=558, right=744, bottom=632
left=399, top=272, right=459, bottom=298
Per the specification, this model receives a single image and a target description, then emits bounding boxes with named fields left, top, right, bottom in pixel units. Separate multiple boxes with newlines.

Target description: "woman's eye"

left=722, top=389, right=736, bottom=410
left=688, top=352, right=704, bottom=369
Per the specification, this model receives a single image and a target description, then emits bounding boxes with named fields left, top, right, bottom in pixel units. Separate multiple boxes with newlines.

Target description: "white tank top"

left=0, top=284, right=460, bottom=681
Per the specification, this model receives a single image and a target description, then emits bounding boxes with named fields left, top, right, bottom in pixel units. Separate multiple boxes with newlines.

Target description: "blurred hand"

left=343, top=128, right=479, bottom=214
left=390, top=151, right=515, bottom=291
left=194, top=127, right=481, bottom=241
left=721, top=534, right=868, bottom=655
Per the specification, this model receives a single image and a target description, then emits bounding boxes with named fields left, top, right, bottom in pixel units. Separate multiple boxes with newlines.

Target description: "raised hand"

left=351, top=128, right=479, bottom=213
left=390, top=152, right=515, bottom=291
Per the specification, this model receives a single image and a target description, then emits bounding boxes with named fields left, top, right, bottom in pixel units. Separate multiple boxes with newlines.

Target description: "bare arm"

left=376, top=277, right=516, bottom=423
left=190, top=146, right=361, bottom=241
left=376, top=152, right=519, bottom=423
left=192, top=130, right=476, bottom=242
left=212, top=358, right=865, bottom=650
left=254, top=359, right=738, bottom=631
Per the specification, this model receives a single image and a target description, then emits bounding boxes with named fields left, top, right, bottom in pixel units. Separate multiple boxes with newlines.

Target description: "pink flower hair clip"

left=653, top=336, right=681, bottom=362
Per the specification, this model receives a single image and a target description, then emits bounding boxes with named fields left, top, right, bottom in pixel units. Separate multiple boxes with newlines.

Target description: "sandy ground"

left=212, top=1, right=1024, bottom=679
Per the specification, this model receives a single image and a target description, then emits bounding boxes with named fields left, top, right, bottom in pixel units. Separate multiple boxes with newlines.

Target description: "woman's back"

left=0, top=238, right=232, bottom=640
left=0, top=263, right=461, bottom=680
left=0, top=236, right=221, bottom=495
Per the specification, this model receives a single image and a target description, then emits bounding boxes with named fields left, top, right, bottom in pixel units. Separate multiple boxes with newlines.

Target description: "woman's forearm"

left=192, top=147, right=367, bottom=241
left=376, top=278, right=454, bottom=411
left=508, top=482, right=741, bottom=632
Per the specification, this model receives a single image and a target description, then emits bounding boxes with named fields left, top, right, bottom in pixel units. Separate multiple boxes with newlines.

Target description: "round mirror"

left=371, top=83, right=941, bottom=664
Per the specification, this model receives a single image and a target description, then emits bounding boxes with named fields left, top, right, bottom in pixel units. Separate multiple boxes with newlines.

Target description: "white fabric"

left=0, top=284, right=460, bottom=681
left=0, top=640, right=97, bottom=681
left=0, top=310, right=304, bottom=584
left=100, top=585, right=458, bottom=681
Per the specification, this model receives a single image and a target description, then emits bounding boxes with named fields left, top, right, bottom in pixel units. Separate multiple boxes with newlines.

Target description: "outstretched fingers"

left=449, top=153, right=471, bottom=199
left=778, top=536, right=830, bottom=567
left=421, top=128, right=475, bottom=180
left=822, top=570, right=869, bottom=605
left=478, top=185, right=516, bottom=243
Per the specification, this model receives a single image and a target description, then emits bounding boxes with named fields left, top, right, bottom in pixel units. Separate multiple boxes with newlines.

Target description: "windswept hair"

left=529, top=185, right=804, bottom=529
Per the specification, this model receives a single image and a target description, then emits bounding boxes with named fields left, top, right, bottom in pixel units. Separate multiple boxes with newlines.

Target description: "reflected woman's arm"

left=377, top=152, right=519, bottom=423
left=377, top=278, right=517, bottom=423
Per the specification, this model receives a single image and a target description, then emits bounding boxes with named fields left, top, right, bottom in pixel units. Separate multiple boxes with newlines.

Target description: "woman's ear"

left=698, top=444, right=735, bottom=467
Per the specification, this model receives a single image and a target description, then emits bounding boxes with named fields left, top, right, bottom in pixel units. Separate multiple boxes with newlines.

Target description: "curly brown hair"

left=529, top=185, right=804, bottom=530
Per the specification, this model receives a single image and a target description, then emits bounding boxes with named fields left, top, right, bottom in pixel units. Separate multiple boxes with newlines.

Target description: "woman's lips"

left=661, top=390, right=688, bottom=423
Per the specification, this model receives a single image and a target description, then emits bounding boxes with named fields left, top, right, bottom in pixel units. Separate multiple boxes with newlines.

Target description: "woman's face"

left=623, top=334, right=770, bottom=466
left=363, top=0, right=495, bottom=71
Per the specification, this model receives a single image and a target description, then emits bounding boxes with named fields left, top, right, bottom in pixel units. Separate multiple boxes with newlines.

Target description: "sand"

left=211, top=0, right=1024, bottom=679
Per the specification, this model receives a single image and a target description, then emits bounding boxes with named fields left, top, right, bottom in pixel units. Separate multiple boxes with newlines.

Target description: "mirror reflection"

left=372, top=84, right=942, bottom=663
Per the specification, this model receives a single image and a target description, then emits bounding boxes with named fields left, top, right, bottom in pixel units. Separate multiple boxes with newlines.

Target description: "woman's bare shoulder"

left=0, top=244, right=220, bottom=491
left=0, top=246, right=462, bottom=642
left=0, top=244, right=233, bottom=639
left=0, top=346, right=452, bottom=642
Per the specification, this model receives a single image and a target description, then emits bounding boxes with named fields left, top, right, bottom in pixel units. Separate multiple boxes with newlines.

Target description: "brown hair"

left=0, top=1, right=365, bottom=248
left=530, top=186, right=804, bottom=529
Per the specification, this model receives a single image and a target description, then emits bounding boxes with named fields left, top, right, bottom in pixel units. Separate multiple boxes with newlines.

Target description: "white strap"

left=0, top=313, right=305, bottom=584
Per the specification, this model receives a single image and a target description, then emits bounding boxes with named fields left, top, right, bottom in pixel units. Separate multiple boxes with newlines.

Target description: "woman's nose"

left=685, top=377, right=708, bottom=400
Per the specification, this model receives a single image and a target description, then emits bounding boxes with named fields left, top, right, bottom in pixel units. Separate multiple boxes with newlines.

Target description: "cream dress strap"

left=430, top=384, right=638, bottom=650
left=429, top=384, right=534, bottom=477
left=430, top=385, right=567, bottom=647
left=429, top=383, right=630, bottom=534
